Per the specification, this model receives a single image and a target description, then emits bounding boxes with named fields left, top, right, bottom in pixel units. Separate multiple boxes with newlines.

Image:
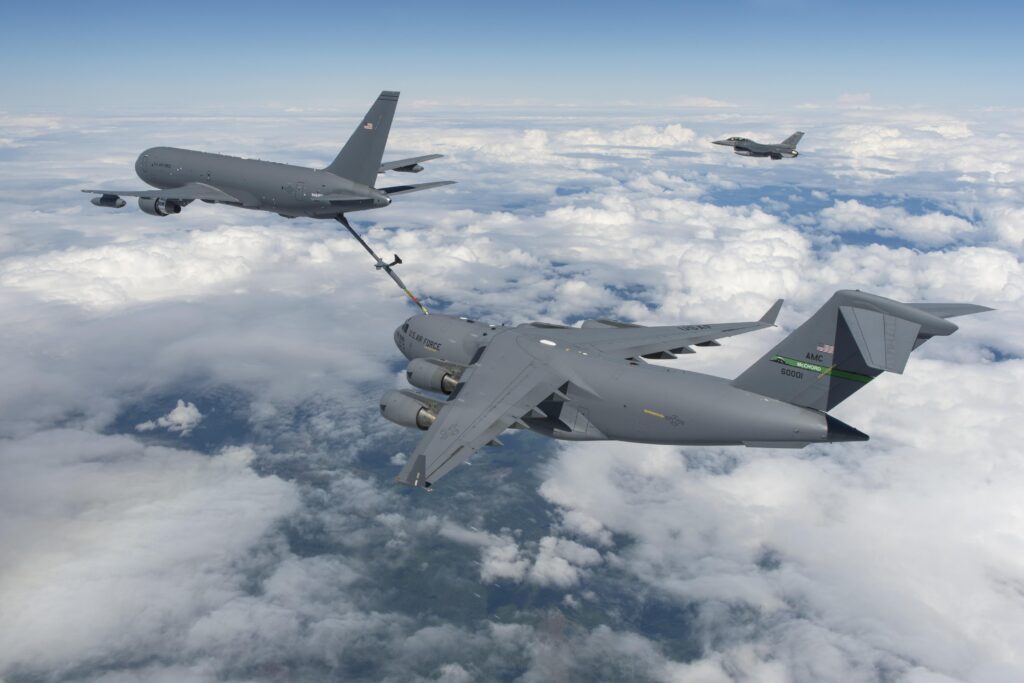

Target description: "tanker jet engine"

left=382, top=290, right=990, bottom=490
left=713, top=131, right=804, bottom=159
left=83, top=91, right=453, bottom=226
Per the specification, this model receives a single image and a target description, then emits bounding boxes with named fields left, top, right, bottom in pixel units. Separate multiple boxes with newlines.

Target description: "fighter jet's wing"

left=568, top=299, right=783, bottom=360
left=82, top=182, right=240, bottom=203
left=379, top=154, right=443, bottom=173
left=397, top=332, right=566, bottom=489
left=379, top=181, right=456, bottom=196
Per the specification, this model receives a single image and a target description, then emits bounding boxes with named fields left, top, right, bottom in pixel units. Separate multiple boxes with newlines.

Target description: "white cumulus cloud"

left=135, top=399, right=204, bottom=435
left=818, top=199, right=976, bottom=246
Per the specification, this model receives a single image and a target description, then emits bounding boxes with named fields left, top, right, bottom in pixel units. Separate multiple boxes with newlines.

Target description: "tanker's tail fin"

left=731, top=290, right=991, bottom=411
left=324, top=91, right=399, bottom=187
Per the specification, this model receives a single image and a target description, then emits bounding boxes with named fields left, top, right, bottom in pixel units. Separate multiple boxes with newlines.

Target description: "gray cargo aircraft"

left=83, top=91, right=453, bottom=225
left=713, top=131, right=804, bottom=159
left=382, top=290, right=989, bottom=490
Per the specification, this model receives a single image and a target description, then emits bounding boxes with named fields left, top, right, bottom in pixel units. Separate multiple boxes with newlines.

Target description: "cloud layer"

left=0, top=101, right=1022, bottom=682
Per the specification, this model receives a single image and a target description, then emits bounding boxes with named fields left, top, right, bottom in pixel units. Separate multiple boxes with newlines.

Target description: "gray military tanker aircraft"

left=381, top=290, right=989, bottom=490
left=713, top=131, right=804, bottom=159
left=83, top=91, right=453, bottom=224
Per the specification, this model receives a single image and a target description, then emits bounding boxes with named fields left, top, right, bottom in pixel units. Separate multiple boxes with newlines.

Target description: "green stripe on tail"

left=770, top=356, right=873, bottom=384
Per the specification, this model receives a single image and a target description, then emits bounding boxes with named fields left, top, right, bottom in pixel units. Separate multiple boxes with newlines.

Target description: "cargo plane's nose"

left=394, top=323, right=407, bottom=349
left=394, top=317, right=419, bottom=358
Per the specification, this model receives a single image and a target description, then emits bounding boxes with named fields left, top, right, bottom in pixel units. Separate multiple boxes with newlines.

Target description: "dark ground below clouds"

left=113, top=386, right=716, bottom=680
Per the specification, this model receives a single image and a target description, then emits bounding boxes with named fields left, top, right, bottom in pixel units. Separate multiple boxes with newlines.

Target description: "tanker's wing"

left=82, top=182, right=240, bottom=203
left=396, top=332, right=566, bottom=490
left=565, top=299, right=783, bottom=360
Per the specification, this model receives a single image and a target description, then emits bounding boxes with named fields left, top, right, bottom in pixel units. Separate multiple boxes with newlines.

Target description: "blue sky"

left=2, top=0, right=1021, bottom=110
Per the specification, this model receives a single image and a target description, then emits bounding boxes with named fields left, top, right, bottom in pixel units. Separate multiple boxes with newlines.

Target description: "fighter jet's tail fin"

left=731, top=290, right=991, bottom=411
left=781, top=131, right=804, bottom=149
left=324, top=91, right=399, bottom=187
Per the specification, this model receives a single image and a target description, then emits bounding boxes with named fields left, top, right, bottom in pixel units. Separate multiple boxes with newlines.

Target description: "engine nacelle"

left=91, top=195, right=126, bottom=209
left=139, top=197, right=182, bottom=216
left=380, top=390, right=438, bottom=430
left=406, top=358, right=461, bottom=395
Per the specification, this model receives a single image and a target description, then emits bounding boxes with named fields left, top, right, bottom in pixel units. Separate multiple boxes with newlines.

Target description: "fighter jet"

left=713, top=131, right=804, bottom=159
left=381, top=290, right=990, bottom=490
left=83, top=91, right=453, bottom=226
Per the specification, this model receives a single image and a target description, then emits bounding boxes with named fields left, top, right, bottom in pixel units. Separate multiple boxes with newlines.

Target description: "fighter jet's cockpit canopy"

left=728, top=137, right=749, bottom=142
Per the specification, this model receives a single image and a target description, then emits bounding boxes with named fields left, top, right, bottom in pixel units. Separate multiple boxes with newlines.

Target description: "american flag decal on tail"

left=817, top=343, right=834, bottom=354
left=363, top=122, right=374, bottom=130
